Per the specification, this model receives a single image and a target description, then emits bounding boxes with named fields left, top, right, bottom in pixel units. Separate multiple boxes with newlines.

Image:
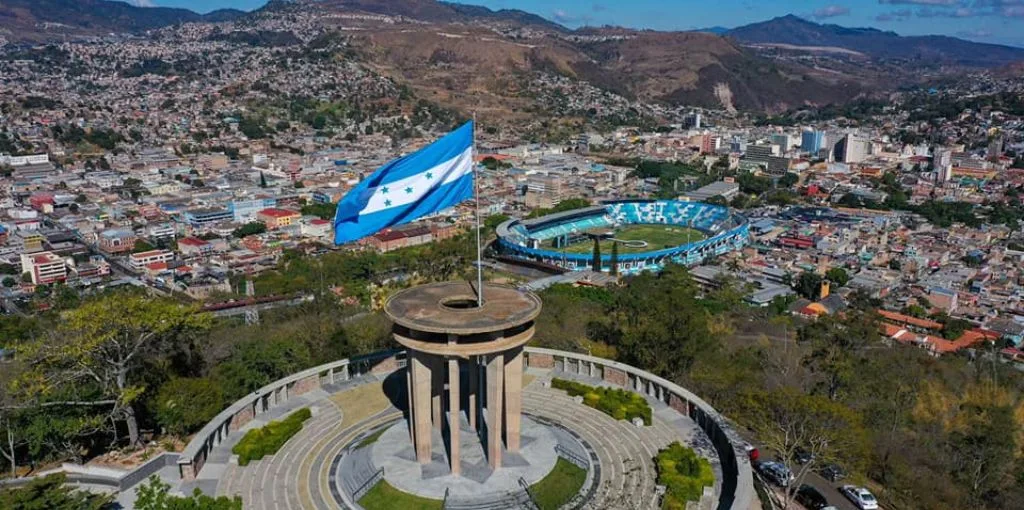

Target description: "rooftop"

left=259, top=208, right=300, bottom=218
left=385, top=282, right=542, bottom=336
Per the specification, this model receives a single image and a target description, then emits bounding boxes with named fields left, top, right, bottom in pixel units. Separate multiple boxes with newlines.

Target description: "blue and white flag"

left=333, top=121, right=475, bottom=245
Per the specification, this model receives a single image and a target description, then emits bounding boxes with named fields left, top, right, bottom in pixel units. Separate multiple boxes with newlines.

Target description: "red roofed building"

left=178, top=237, right=213, bottom=257
left=365, top=224, right=432, bottom=253
left=877, top=309, right=943, bottom=332
left=257, top=208, right=301, bottom=229
left=20, top=251, right=66, bottom=285
left=301, top=218, right=332, bottom=238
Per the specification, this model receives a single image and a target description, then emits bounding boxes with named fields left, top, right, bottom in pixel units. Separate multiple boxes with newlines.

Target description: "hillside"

left=0, top=0, right=245, bottom=42
left=0, top=0, right=875, bottom=114
left=296, top=1, right=864, bottom=114
left=728, top=15, right=1024, bottom=67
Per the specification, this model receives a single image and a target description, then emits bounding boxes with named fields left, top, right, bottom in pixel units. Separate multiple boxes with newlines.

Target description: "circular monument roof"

left=384, top=281, right=542, bottom=335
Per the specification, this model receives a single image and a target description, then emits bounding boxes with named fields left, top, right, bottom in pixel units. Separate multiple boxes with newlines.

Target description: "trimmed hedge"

left=232, top=408, right=312, bottom=466
left=655, top=442, right=715, bottom=509
left=552, top=378, right=652, bottom=425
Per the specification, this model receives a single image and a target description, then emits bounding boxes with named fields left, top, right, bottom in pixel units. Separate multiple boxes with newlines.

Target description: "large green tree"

left=15, top=291, right=211, bottom=446
left=0, top=474, right=111, bottom=509
left=598, top=265, right=718, bottom=377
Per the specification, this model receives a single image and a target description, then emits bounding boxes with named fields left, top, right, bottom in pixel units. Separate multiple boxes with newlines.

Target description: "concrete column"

left=447, top=357, right=461, bottom=476
left=410, top=351, right=433, bottom=464
left=431, top=356, right=444, bottom=429
left=486, top=352, right=504, bottom=469
left=468, top=356, right=478, bottom=431
left=503, top=347, right=524, bottom=453
left=406, top=365, right=415, bottom=439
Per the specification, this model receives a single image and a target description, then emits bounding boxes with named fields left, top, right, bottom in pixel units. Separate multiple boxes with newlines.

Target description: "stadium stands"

left=496, top=200, right=749, bottom=275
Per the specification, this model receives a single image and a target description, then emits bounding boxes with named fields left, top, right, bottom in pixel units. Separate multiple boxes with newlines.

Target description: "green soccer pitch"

left=554, top=224, right=707, bottom=254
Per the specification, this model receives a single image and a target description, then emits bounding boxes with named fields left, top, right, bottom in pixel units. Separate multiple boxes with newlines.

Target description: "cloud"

left=551, top=9, right=594, bottom=25
left=551, top=9, right=575, bottom=23
left=879, top=0, right=1024, bottom=17
left=917, top=6, right=977, bottom=16
left=812, top=5, right=851, bottom=18
left=124, top=0, right=156, bottom=6
left=875, top=8, right=913, bottom=20
left=592, top=3, right=607, bottom=12
left=957, top=29, right=993, bottom=37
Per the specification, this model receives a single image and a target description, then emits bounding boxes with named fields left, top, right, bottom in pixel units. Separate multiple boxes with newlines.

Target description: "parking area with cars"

left=751, top=449, right=881, bottom=510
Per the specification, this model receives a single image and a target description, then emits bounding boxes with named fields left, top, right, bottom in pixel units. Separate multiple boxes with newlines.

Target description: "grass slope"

left=358, top=480, right=442, bottom=510
left=530, top=458, right=587, bottom=510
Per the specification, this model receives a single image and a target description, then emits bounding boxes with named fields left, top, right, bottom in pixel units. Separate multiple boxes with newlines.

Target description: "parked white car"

left=840, top=485, right=879, bottom=510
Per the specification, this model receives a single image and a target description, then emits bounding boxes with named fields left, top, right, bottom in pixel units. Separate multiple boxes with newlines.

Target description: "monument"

left=384, top=281, right=541, bottom=475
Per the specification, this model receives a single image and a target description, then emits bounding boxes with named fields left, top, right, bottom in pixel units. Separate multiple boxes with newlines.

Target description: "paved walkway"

left=190, top=368, right=719, bottom=510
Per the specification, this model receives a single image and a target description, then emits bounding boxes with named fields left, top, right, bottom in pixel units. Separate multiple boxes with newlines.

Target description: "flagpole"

left=473, top=113, right=483, bottom=307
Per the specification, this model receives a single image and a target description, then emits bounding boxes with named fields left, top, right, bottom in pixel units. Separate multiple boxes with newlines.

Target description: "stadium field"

left=555, top=224, right=707, bottom=254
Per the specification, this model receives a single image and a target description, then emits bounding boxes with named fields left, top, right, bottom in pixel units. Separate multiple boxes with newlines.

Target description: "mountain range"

left=0, top=0, right=245, bottom=41
left=1, top=0, right=1022, bottom=114
left=725, top=14, right=1024, bottom=67
left=3, top=0, right=1021, bottom=68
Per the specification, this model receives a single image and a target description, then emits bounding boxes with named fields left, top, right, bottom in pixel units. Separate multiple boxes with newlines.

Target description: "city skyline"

left=146, top=0, right=1024, bottom=47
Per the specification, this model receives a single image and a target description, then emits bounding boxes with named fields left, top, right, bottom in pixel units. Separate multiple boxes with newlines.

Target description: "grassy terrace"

left=358, top=459, right=586, bottom=510
left=359, top=480, right=442, bottom=510
left=554, top=224, right=706, bottom=254
left=530, top=458, right=587, bottom=510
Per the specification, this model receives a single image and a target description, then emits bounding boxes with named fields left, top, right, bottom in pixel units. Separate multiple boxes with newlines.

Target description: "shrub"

left=232, top=408, right=312, bottom=466
left=551, top=378, right=652, bottom=425
left=655, top=442, right=714, bottom=508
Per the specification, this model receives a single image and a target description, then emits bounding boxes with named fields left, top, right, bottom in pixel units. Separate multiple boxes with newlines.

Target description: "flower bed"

left=551, top=378, right=652, bottom=425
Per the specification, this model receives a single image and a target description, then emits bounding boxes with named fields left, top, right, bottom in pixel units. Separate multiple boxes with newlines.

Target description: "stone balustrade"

left=177, top=348, right=754, bottom=510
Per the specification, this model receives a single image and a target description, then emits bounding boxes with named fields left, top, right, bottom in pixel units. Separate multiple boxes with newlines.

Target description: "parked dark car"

left=820, top=463, right=847, bottom=482
left=754, top=460, right=794, bottom=487
left=796, top=485, right=830, bottom=510
left=793, top=447, right=814, bottom=464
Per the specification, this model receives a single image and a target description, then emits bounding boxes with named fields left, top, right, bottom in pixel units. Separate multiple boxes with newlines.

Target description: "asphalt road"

left=754, top=451, right=864, bottom=510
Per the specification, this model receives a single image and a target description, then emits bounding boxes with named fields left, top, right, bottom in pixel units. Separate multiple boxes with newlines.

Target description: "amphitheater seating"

left=529, top=215, right=612, bottom=241
left=340, top=443, right=378, bottom=498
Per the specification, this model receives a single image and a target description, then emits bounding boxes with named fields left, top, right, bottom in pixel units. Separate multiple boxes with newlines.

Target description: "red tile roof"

left=178, top=236, right=210, bottom=247
left=878, top=310, right=944, bottom=331
left=259, top=208, right=300, bottom=218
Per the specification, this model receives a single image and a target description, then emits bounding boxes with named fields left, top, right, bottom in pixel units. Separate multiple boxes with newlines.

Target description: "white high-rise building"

left=934, top=148, right=953, bottom=183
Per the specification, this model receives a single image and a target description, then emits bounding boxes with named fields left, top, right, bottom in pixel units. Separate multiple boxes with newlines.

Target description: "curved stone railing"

left=176, top=350, right=402, bottom=480
left=178, top=348, right=753, bottom=510
left=523, top=348, right=754, bottom=510
left=0, top=453, right=180, bottom=492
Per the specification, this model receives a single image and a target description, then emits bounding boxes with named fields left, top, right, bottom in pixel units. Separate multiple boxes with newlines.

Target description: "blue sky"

left=150, top=0, right=1024, bottom=47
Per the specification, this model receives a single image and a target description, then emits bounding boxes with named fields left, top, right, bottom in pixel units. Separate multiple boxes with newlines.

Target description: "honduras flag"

left=334, top=121, right=475, bottom=245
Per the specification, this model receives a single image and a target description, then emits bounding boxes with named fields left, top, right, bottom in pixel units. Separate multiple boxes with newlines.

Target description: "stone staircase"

left=340, top=444, right=378, bottom=498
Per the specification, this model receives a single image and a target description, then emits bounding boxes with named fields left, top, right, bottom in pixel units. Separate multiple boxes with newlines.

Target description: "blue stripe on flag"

left=334, top=172, right=473, bottom=244
left=333, top=121, right=475, bottom=245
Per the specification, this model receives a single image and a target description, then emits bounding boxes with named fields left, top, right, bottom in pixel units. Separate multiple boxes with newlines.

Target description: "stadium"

left=496, top=200, right=751, bottom=274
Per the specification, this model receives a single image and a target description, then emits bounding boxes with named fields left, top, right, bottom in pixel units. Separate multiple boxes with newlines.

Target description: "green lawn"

left=555, top=224, right=706, bottom=254
left=358, top=480, right=442, bottom=510
left=530, top=458, right=587, bottom=510
left=356, top=427, right=388, bottom=449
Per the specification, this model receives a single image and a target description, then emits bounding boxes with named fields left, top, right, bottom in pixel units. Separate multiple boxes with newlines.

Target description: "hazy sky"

left=149, top=0, right=1024, bottom=47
